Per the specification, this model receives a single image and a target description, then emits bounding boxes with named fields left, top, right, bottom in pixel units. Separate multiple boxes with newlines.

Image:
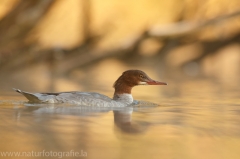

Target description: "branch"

left=180, top=32, right=240, bottom=67
left=148, top=10, right=240, bottom=38
left=0, top=0, right=55, bottom=48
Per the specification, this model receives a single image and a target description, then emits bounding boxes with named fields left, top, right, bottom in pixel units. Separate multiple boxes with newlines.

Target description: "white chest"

left=113, top=93, right=133, bottom=105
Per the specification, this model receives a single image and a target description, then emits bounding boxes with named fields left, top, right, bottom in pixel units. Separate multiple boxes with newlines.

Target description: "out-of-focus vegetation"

left=0, top=0, right=240, bottom=91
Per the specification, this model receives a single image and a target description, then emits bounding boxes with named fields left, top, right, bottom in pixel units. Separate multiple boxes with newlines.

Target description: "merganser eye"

left=139, top=74, right=144, bottom=78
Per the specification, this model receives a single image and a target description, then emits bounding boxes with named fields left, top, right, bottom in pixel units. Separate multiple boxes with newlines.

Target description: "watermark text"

left=0, top=150, right=87, bottom=158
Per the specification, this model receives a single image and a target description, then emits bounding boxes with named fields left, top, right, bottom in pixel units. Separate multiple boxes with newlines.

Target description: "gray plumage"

left=13, top=88, right=133, bottom=107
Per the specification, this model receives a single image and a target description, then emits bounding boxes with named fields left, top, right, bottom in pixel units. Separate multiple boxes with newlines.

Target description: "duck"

left=13, top=70, right=167, bottom=107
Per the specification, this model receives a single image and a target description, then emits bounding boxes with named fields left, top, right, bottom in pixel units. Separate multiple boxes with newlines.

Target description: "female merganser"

left=13, top=70, right=167, bottom=107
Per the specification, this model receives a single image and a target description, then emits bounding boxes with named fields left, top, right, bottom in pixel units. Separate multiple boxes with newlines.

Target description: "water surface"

left=0, top=78, right=240, bottom=159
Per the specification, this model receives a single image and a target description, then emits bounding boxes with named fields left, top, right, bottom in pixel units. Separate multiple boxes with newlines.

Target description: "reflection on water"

left=0, top=79, right=240, bottom=159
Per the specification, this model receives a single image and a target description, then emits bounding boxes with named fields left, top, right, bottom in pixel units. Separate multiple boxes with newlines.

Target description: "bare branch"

left=149, top=10, right=240, bottom=38
left=0, top=0, right=56, bottom=48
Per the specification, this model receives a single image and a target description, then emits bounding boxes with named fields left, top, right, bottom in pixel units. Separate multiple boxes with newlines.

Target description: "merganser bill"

left=13, top=70, right=167, bottom=107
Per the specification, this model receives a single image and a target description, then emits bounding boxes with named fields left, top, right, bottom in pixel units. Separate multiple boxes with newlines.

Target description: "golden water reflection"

left=0, top=82, right=240, bottom=159
left=0, top=74, right=240, bottom=159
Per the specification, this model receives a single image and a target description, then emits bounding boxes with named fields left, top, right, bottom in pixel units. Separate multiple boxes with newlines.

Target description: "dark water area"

left=0, top=77, right=240, bottom=159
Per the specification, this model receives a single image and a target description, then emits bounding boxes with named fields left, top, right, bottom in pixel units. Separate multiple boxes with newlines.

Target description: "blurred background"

left=1, top=1, right=240, bottom=159
left=0, top=0, right=240, bottom=95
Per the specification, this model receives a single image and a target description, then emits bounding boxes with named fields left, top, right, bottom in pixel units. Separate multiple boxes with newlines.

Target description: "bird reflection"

left=113, top=108, right=150, bottom=134
left=15, top=103, right=152, bottom=134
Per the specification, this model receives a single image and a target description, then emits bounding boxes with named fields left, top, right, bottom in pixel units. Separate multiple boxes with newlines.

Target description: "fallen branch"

left=148, top=10, right=240, bottom=38
left=0, top=0, right=55, bottom=48
left=1, top=9, right=240, bottom=74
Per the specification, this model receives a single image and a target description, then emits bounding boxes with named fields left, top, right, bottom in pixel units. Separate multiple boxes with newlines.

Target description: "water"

left=0, top=78, right=240, bottom=159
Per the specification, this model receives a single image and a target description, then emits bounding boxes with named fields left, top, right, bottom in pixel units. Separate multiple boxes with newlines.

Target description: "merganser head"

left=113, top=70, right=167, bottom=95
